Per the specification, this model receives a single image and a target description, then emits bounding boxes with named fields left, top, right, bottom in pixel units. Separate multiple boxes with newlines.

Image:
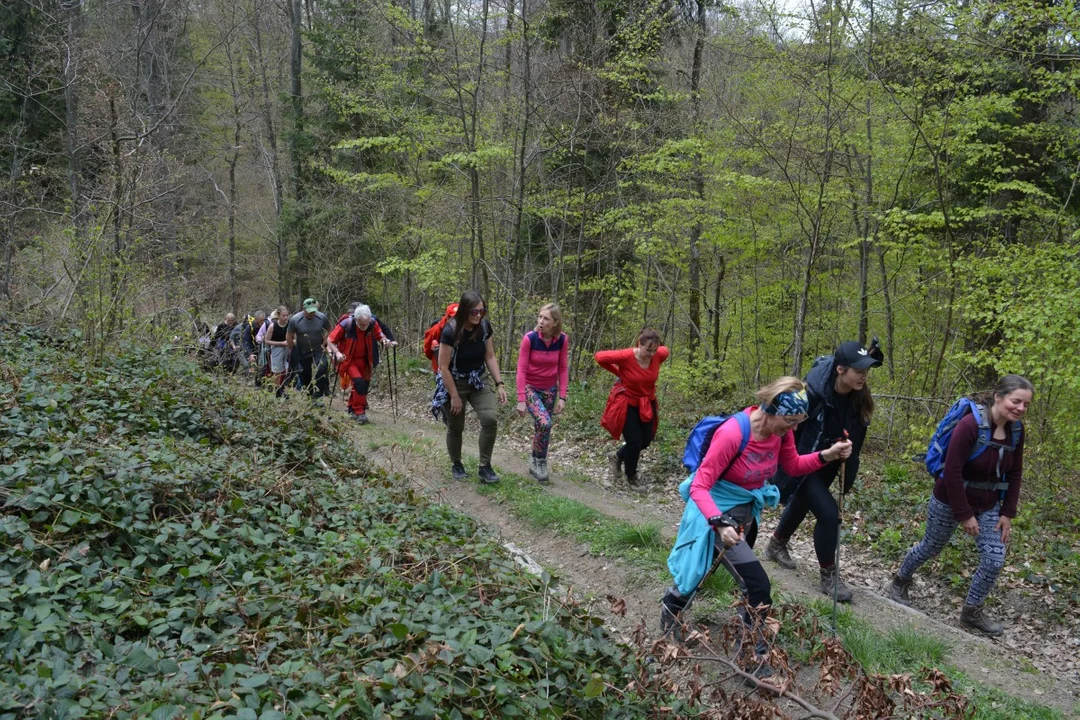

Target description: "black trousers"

left=617, top=403, right=656, bottom=477
left=775, top=473, right=840, bottom=567
left=293, top=350, right=329, bottom=399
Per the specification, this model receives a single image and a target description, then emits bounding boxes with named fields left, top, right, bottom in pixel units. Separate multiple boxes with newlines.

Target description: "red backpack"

left=423, top=303, right=458, bottom=371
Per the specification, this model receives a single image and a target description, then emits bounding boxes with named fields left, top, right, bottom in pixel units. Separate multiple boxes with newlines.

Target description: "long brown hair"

left=453, top=290, right=488, bottom=345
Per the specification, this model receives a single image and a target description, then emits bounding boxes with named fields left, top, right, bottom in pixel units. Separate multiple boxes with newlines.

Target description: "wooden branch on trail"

left=686, top=652, right=841, bottom=720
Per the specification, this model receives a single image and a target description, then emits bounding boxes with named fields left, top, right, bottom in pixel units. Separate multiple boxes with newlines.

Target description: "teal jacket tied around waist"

left=667, top=477, right=781, bottom=596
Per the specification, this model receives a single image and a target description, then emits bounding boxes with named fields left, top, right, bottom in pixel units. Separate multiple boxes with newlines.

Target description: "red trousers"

left=345, top=363, right=370, bottom=415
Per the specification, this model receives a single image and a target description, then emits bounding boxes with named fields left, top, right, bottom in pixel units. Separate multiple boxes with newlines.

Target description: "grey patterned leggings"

left=897, top=496, right=1007, bottom=607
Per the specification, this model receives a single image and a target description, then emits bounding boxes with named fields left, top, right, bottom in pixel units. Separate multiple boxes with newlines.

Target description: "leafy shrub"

left=0, top=322, right=691, bottom=718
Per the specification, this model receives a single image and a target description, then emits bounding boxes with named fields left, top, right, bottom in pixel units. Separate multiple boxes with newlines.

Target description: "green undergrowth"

left=0, top=322, right=696, bottom=719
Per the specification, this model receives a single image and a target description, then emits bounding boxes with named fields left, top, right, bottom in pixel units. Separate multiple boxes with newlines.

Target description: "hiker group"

left=202, top=290, right=1034, bottom=669
left=202, top=298, right=398, bottom=424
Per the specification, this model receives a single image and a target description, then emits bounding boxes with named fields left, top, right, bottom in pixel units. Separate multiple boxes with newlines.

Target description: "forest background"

left=3, top=0, right=1079, bottom=472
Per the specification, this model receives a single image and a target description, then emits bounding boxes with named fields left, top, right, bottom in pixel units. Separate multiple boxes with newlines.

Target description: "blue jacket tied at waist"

left=667, top=477, right=780, bottom=596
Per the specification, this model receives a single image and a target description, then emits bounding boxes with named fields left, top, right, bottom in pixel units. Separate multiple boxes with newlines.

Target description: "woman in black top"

left=434, top=291, right=508, bottom=483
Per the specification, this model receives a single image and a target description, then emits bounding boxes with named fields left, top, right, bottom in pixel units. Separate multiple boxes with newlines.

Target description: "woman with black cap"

left=765, top=340, right=883, bottom=603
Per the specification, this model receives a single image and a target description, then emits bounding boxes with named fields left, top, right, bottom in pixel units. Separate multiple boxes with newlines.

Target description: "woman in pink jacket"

left=515, top=303, right=569, bottom=482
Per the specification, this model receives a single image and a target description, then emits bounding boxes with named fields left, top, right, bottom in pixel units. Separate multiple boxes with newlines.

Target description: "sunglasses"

left=469, top=308, right=487, bottom=317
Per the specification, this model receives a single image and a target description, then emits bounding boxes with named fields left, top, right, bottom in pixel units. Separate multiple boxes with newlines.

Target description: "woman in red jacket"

left=595, top=328, right=669, bottom=493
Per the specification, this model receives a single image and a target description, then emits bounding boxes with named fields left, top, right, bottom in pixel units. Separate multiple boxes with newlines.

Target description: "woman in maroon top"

left=595, top=328, right=670, bottom=493
left=888, top=375, right=1034, bottom=636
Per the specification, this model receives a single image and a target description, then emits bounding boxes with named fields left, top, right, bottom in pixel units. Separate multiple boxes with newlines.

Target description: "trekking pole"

left=392, top=345, right=398, bottom=419
left=832, top=429, right=850, bottom=635
left=385, top=349, right=396, bottom=421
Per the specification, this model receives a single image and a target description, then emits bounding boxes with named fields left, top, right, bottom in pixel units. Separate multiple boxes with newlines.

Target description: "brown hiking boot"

left=819, top=566, right=852, bottom=603
left=627, top=474, right=648, bottom=494
left=607, top=451, right=623, bottom=479
left=887, top=574, right=913, bottom=606
left=961, top=603, right=1003, bottom=636
left=765, top=536, right=796, bottom=569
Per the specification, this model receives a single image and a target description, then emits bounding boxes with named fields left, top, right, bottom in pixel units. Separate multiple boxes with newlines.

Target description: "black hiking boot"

left=819, top=565, right=853, bottom=603
left=478, top=464, right=500, bottom=484
left=352, top=412, right=369, bottom=425
left=765, top=536, right=796, bottom=569
left=887, top=574, right=913, bottom=606
left=660, top=593, right=689, bottom=642
left=451, top=462, right=467, bottom=481
left=961, top=603, right=1003, bottom=636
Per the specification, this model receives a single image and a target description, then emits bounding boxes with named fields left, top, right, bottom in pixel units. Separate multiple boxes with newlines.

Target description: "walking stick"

left=832, top=430, right=850, bottom=635
left=385, top=347, right=396, bottom=421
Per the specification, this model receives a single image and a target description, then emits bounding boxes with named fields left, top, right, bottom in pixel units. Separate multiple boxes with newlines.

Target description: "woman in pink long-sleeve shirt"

left=661, top=377, right=851, bottom=680
left=515, top=303, right=569, bottom=482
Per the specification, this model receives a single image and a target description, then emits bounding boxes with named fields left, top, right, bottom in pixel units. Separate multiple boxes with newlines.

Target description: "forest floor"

left=337, top=372, right=1078, bottom=717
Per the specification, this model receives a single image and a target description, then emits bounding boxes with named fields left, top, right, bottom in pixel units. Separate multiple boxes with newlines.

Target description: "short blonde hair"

left=539, top=303, right=563, bottom=337
left=755, top=376, right=807, bottom=410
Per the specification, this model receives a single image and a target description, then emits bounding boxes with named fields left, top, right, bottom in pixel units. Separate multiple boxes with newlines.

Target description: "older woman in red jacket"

left=595, top=328, right=669, bottom=493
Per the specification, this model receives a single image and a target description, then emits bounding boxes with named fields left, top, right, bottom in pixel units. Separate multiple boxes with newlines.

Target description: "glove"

left=707, top=514, right=743, bottom=534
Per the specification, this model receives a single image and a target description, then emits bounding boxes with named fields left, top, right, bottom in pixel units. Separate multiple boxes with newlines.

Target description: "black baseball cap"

left=834, top=341, right=878, bottom=370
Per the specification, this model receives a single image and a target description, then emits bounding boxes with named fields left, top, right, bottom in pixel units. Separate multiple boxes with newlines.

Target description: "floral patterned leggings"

left=525, top=385, right=558, bottom=459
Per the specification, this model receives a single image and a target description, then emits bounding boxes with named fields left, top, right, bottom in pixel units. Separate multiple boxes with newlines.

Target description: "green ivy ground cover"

left=0, top=323, right=691, bottom=719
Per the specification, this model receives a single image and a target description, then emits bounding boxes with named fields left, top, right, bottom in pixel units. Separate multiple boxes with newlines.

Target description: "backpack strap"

left=716, top=412, right=752, bottom=481
left=966, top=401, right=992, bottom=463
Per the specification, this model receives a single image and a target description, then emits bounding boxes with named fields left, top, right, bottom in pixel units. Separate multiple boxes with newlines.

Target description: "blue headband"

left=766, top=389, right=808, bottom=416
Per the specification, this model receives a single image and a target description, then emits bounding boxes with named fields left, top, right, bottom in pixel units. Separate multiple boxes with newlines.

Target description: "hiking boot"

left=352, top=412, right=369, bottom=425
left=819, top=565, right=853, bottom=603
left=478, top=464, right=500, bottom=484
left=765, top=536, right=796, bottom=570
left=660, top=594, right=688, bottom=642
left=536, top=457, right=550, bottom=483
left=961, top=603, right=1003, bottom=636
left=528, top=456, right=540, bottom=480
left=627, top=474, right=648, bottom=494
left=607, top=451, right=623, bottom=478
left=887, top=574, right=913, bottom=606
left=659, top=604, right=685, bottom=642
left=451, top=463, right=467, bottom=481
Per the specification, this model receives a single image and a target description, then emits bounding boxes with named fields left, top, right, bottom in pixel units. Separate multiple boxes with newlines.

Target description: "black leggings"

left=774, top=473, right=839, bottom=567
left=617, top=404, right=656, bottom=478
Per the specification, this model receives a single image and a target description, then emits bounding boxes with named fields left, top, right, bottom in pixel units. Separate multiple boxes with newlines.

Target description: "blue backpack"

left=923, top=397, right=1022, bottom=482
left=683, top=412, right=752, bottom=473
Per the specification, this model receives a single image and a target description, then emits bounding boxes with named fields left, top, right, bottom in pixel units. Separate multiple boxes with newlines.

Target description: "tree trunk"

left=251, top=0, right=286, bottom=302
left=686, top=0, right=706, bottom=358
left=288, top=0, right=306, bottom=299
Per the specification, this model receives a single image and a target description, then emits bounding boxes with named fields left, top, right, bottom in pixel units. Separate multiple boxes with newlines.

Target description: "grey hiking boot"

left=608, top=451, right=623, bottom=479
left=352, top=412, right=369, bottom=425
left=961, top=603, right=1003, bottom=636
left=819, top=566, right=853, bottom=603
left=528, top=456, right=540, bottom=480
left=887, top=574, right=913, bottom=606
left=627, top=474, right=648, bottom=494
left=765, top=536, right=796, bottom=569
left=536, top=457, right=550, bottom=482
